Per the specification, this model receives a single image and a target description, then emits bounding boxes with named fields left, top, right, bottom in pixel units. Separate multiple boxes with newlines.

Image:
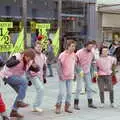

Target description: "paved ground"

left=0, top=65, right=120, bottom=120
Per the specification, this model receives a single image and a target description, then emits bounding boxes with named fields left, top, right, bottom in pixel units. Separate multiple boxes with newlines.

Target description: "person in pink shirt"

left=96, top=46, right=117, bottom=108
left=55, top=40, right=76, bottom=114
left=28, top=41, right=47, bottom=112
left=0, top=48, right=35, bottom=118
left=75, top=41, right=97, bottom=109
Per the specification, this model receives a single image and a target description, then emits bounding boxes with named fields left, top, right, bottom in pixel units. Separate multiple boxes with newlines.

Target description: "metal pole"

left=58, top=0, right=62, bottom=52
left=22, top=0, right=27, bottom=48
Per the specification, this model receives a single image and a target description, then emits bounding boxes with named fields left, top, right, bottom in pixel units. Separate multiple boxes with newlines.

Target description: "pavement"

left=0, top=65, right=120, bottom=120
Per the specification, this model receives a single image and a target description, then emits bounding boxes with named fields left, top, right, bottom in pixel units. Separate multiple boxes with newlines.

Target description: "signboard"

left=36, top=23, right=51, bottom=50
left=0, top=22, right=13, bottom=52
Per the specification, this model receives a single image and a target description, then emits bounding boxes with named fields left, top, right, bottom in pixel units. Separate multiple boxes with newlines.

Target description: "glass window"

left=32, top=8, right=37, bottom=17
left=5, top=6, right=11, bottom=16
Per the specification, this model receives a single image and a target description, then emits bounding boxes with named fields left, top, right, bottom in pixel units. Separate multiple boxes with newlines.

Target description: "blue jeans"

left=75, top=73, right=83, bottom=99
left=47, top=64, right=53, bottom=76
left=6, top=75, right=28, bottom=110
left=30, top=76, right=44, bottom=108
left=84, top=72, right=93, bottom=99
left=56, top=80, right=72, bottom=104
left=75, top=72, right=93, bottom=99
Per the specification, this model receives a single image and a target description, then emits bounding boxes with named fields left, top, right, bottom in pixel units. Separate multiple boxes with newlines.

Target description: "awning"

left=98, top=4, right=120, bottom=14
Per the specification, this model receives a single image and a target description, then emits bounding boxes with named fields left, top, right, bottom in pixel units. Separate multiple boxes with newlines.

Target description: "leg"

left=84, top=73, right=97, bottom=108
left=65, top=80, right=72, bottom=113
left=106, top=76, right=114, bottom=105
left=74, top=73, right=82, bottom=110
left=31, top=76, right=44, bottom=111
left=84, top=73, right=93, bottom=99
left=47, top=64, right=53, bottom=76
left=56, top=80, right=65, bottom=114
left=6, top=76, right=28, bottom=118
left=97, top=77, right=105, bottom=104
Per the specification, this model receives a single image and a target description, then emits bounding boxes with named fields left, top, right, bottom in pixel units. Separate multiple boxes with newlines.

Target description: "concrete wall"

left=102, top=14, right=120, bottom=28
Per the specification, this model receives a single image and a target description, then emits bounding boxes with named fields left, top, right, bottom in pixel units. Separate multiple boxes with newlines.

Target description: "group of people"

left=0, top=38, right=55, bottom=119
left=0, top=38, right=118, bottom=119
left=55, top=40, right=117, bottom=114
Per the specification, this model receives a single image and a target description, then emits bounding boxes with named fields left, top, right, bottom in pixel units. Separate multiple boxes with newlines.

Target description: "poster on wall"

left=0, top=22, right=13, bottom=52
left=36, top=23, right=51, bottom=50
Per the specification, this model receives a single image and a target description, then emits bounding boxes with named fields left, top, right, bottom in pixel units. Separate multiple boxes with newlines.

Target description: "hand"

left=94, top=72, right=98, bottom=78
left=80, top=71, right=84, bottom=78
left=28, top=81, right=32, bottom=86
left=59, top=75, right=63, bottom=80
left=43, top=78, right=47, bottom=84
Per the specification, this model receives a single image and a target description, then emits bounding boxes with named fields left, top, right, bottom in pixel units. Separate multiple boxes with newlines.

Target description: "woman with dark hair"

left=0, top=48, right=35, bottom=118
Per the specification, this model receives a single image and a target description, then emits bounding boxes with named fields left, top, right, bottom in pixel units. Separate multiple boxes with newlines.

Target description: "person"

left=55, top=40, right=76, bottom=114
left=74, top=41, right=97, bottom=110
left=96, top=46, right=117, bottom=108
left=0, top=48, right=35, bottom=118
left=28, top=41, right=47, bottom=112
left=47, top=38, right=54, bottom=77
left=0, top=93, right=9, bottom=120
left=109, top=42, right=118, bottom=56
left=113, top=44, right=120, bottom=65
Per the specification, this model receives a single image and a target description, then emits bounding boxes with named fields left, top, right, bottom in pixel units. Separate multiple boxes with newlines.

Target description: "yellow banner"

left=0, top=22, right=13, bottom=52
left=36, top=23, right=51, bottom=50
left=52, top=28, right=60, bottom=56
left=12, top=29, right=24, bottom=53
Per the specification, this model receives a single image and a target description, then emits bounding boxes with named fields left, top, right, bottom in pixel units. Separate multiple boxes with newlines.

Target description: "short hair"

left=92, top=40, right=96, bottom=45
left=84, top=41, right=94, bottom=47
left=65, top=39, right=76, bottom=49
left=23, top=48, right=35, bottom=60
left=48, top=38, right=52, bottom=44
left=99, top=46, right=108, bottom=55
left=35, top=40, right=41, bottom=47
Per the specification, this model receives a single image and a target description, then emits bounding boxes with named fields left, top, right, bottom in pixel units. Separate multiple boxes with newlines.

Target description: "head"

left=66, top=40, right=76, bottom=53
left=48, top=38, right=52, bottom=45
left=84, top=41, right=94, bottom=52
left=23, top=48, right=35, bottom=63
left=100, top=46, right=109, bottom=57
left=92, top=40, right=97, bottom=48
left=34, top=41, right=42, bottom=54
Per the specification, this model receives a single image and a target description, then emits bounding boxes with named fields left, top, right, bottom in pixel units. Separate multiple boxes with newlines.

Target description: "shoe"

left=55, top=104, right=61, bottom=114
left=2, top=116, right=10, bottom=120
left=32, top=107, right=43, bottom=112
left=74, top=99, right=80, bottom=110
left=10, top=110, right=24, bottom=118
left=110, top=103, right=117, bottom=108
left=88, top=99, right=97, bottom=109
left=64, top=103, right=73, bottom=113
left=80, top=91, right=86, bottom=95
left=16, top=101, right=29, bottom=108
left=99, top=103, right=104, bottom=108
left=47, top=75, right=53, bottom=77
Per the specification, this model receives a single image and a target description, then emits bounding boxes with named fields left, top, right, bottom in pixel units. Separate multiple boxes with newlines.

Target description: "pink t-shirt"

left=58, top=51, right=76, bottom=80
left=76, top=48, right=94, bottom=73
left=96, top=56, right=117, bottom=75
left=0, top=53, right=33, bottom=78
left=30, top=53, right=47, bottom=80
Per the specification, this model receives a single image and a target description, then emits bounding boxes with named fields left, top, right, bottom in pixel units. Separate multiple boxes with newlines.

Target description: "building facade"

left=0, top=0, right=97, bottom=49
left=97, top=4, right=120, bottom=45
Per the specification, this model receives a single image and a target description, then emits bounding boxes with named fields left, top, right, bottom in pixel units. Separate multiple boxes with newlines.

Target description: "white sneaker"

left=32, top=107, right=43, bottom=112
left=100, top=103, right=104, bottom=108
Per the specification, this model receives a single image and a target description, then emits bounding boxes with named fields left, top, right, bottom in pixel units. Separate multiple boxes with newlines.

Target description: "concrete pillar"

left=96, top=12, right=103, bottom=42
left=86, top=2, right=97, bottom=41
